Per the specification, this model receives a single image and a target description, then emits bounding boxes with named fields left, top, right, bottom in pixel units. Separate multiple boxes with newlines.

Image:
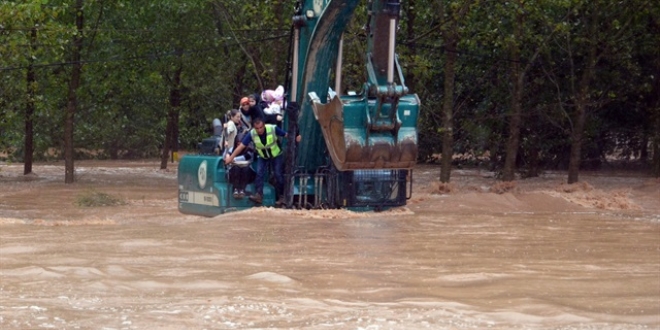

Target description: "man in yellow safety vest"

left=224, top=117, right=300, bottom=205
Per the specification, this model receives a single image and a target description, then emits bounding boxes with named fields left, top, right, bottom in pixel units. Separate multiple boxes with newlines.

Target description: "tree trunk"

left=649, top=32, right=660, bottom=177
left=526, top=143, right=540, bottom=178
left=440, top=32, right=457, bottom=183
left=403, top=0, right=416, bottom=91
left=567, top=10, right=599, bottom=184
left=651, top=83, right=660, bottom=178
left=64, top=0, right=84, bottom=184
left=233, top=62, right=247, bottom=104
left=438, top=0, right=474, bottom=183
left=653, top=127, right=660, bottom=178
left=567, top=59, right=595, bottom=183
left=24, top=27, right=37, bottom=176
left=639, top=131, right=648, bottom=162
left=211, top=4, right=231, bottom=57
left=214, top=2, right=263, bottom=91
left=568, top=93, right=588, bottom=183
left=272, top=0, right=285, bottom=87
left=502, top=69, right=522, bottom=181
left=24, top=68, right=34, bottom=175
left=501, top=8, right=523, bottom=182
left=160, top=66, right=182, bottom=170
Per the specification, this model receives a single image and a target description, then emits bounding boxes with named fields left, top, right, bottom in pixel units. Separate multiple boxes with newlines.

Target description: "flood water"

left=1, top=161, right=658, bottom=329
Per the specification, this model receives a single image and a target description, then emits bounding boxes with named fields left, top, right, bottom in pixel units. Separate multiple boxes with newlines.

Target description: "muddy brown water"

left=1, top=160, right=658, bottom=329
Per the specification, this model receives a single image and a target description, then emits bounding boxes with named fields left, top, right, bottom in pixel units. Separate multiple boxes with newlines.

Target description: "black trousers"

left=228, top=165, right=256, bottom=191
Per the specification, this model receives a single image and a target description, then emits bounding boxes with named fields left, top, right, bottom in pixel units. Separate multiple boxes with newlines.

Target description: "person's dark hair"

left=229, top=109, right=240, bottom=117
left=252, top=116, right=265, bottom=126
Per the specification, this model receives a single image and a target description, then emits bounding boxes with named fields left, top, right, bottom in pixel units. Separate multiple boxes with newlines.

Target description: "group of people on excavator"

left=220, top=86, right=300, bottom=206
left=238, top=86, right=286, bottom=130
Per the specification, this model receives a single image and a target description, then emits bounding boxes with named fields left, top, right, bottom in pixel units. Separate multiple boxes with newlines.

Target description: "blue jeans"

left=255, top=154, right=284, bottom=197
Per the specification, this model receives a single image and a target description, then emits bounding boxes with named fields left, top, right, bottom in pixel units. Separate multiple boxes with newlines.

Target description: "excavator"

left=177, top=0, right=420, bottom=216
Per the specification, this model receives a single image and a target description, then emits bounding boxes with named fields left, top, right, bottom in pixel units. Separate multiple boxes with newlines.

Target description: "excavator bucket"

left=310, top=92, right=419, bottom=171
left=293, top=0, right=420, bottom=173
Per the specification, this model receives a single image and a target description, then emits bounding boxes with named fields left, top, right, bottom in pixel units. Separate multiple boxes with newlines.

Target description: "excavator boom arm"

left=291, top=0, right=419, bottom=172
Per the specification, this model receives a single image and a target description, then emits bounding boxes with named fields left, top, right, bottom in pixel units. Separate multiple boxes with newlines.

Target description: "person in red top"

left=239, top=96, right=265, bottom=130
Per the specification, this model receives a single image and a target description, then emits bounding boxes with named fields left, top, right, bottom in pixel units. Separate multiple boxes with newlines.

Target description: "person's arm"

left=224, top=133, right=252, bottom=164
left=276, top=126, right=302, bottom=142
left=224, top=143, right=246, bottom=164
left=225, top=122, right=236, bottom=148
left=275, top=126, right=287, bottom=137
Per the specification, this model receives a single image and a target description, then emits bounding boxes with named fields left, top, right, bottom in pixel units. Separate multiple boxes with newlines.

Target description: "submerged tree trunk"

left=567, top=9, right=599, bottom=184
left=438, top=0, right=472, bottom=183
left=651, top=82, right=660, bottom=178
left=501, top=6, right=524, bottom=182
left=567, top=93, right=588, bottom=184
left=653, top=128, right=660, bottom=178
left=160, top=66, right=182, bottom=170
left=440, top=32, right=457, bottom=183
left=639, top=131, right=648, bottom=163
left=64, top=0, right=84, bottom=184
left=526, top=143, right=540, bottom=178
left=649, top=24, right=660, bottom=177
left=502, top=65, right=522, bottom=182
left=24, top=27, right=37, bottom=176
left=24, top=68, right=34, bottom=175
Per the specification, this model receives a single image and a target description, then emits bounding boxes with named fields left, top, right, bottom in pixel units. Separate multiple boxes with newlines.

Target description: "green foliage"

left=0, top=0, right=657, bottom=175
left=76, top=190, right=126, bottom=207
left=0, top=1, right=71, bottom=160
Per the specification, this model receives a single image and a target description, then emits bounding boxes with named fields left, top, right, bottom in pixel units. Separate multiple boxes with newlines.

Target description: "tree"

left=64, top=0, right=84, bottom=183
left=438, top=0, right=474, bottom=183
left=211, top=0, right=293, bottom=100
left=497, top=0, right=562, bottom=181
left=160, top=51, right=183, bottom=170
left=550, top=0, right=651, bottom=183
left=24, top=26, right=38, bottom=175
left=0, top=0, right=657, bottom=182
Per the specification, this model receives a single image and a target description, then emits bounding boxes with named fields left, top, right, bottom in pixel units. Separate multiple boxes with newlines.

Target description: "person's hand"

left=295, top=134, right=302, bottom=143
left=224, top=154, right=232, bottom=165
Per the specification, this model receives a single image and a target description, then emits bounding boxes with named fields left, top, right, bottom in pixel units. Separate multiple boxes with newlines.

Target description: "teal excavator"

left=178, top=0, right=420, bottom=216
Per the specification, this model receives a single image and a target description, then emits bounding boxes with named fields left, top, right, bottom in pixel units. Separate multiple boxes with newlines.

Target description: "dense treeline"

left=1, top=0, right=658, bottom=183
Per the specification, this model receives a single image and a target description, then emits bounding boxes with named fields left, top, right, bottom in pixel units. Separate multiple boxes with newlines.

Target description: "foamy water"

left=1, top=161, right=658, bottom=329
